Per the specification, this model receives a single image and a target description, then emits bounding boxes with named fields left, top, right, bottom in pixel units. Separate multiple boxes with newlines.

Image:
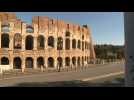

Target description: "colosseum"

left=0, top=12, right=95, bottom=72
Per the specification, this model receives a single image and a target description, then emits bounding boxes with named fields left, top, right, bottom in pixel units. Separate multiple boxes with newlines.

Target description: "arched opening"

left=77, top=40, right=81, bottom=49
left=25, top=57, right=33, bottom=68
left=1, top=57, right=9, bottom=65
left=25, top=35, right=34, bottom=50
left=48, top=57, right=54, bottom=68
left=82, top=56, right=84, bottom=66
left=65, top=57, right=70, bottom=66
left=77, top=57, right=81, bottom=66
left=57, top=57, right=63, bottom=67
left=65, top=38, right=70, bottom=50
left=82, top=35, right=84, bottom=40
left=37, top=57, right=44, bottom=68
left=65, top=31, right=70, bottom=37
left=37, top=35, right=45, bottom=50
left=48, top=36, right=54, bottom=47
left=72, top=57, right=76, bottom=66
left=13, top=57, right=21, bottom=69
left=82, top=41, right=84, bottom=51
left=57, top=37, right=63, bottom=50
left=14, top=33, right=22, bottom=49
left=72, top=39, right=76, bottom=49
left=1, top=34, right=9, bottom=48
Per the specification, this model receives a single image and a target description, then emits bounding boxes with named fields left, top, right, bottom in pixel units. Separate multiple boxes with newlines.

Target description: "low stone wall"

left=0, top=65, right=12, bottom=74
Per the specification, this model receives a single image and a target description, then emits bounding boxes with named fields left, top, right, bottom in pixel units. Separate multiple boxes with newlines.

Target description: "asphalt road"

left=0, top=63, right=124, bottom=87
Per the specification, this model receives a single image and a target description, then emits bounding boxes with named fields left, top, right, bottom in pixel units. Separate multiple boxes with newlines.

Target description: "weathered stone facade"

left=0, top=12, right=95, bottom=70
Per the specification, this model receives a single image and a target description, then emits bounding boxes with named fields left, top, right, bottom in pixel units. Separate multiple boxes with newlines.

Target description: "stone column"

left=21, top=55, right=25, bottom=72
left=9, top=35, right=13, bottom=50
left=9, top=51, right=13, bottom=69
left=34, top=57, right=37, bottom=69
left=34, top=36, right=37, bottom=50
left=22, top=36, right=25, bottom=51
left=124, top=12, right=134, bottom=86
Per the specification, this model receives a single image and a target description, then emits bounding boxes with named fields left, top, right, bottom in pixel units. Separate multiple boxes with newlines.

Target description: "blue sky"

left=16, top=12, right=124, bottom=45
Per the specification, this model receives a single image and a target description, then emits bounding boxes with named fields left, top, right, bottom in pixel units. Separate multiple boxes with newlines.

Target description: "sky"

left=16, top=12, right=124, bottom=45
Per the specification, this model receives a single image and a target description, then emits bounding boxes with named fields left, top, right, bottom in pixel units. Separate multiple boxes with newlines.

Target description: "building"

left=0, top=12, right=95, bottom=70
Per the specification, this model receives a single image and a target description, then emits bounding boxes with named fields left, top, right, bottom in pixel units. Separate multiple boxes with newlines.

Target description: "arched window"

left=72, top=57, right=76, bottom=66
left=13, top=57, right=21, bottom=69
left=72, top=39, right=76, bottom=49
left=65, top=31, right=70, bottom=37
left=57, top=37, right=63, bottom=50
left=25, top=35, right=34, bottom=50
left=25, top=57, right=33, bottom=68
left=77, top=57, right=81, bottom=66
left=82, top=35, right=84, bottom=40
left=14, top=33, right=22, bottom=49
left=48, top=57, right=54, bottom=68
left=1, top=34, right=9, bottom=48
left=37, top=35, right=45, bottom=50
left=77, top=40, right=81, bottom=49
left=1, top=57, right=9, bottom=65
left=65, top=38, right=70, bottom=50
left=37, top=57, right=44, bottom=68
left=48, top=36, right=54, bottom=47
left=65, top=57, right=70, bottom=66
left=57, top=57, right=63, bottom=67
left=82, top=41, right=84, bottom=51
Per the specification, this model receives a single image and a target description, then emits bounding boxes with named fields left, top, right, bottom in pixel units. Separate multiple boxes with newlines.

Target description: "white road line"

left=81, top=71, right=124, bottom=81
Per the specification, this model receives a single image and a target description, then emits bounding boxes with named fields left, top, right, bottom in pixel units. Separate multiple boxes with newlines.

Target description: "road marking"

left=81, top=71, right=124, bottom=81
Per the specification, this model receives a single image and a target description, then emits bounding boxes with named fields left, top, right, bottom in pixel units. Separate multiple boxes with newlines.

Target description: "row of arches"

left=0, top=56, right=90, bottom=69
left=1, top=34, right=90, bottom=50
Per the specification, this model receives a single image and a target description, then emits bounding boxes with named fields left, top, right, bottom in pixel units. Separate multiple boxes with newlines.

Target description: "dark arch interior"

left=25, top=57, right=33, bottom=68
left=57, top=57, right=63, bottom=67
left=48, top=36, right=54, bottom=47
left=77, top=40, right=81, bottom=49
left=65, top=57, right=70, bottom=66
left=72, top=57, right=76, bottom=66
left=65, top=38, right=70, bottom=50
left=37, top=57, right=44, bottom=68
left=1, top=34, right=9, bottom=48
left=25, top=35, right=34, bottom=50
left=1, top=57, right=9, bottom=65
left=57, top=37, right=63, bottom=50
left=72, top=39, right=76, bottom=49
left=37, top=35, right=45, bottom=49
left=77, top=57, right=81, bottom=66
left=13, top=57, right=21, bottom=69
left=48, top=57, right=54, bottom=68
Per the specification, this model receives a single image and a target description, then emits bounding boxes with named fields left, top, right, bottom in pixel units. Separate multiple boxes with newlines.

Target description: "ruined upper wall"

left=32, top=16, right=90, bottom=35
left=0, top=12, right=16, bottom=22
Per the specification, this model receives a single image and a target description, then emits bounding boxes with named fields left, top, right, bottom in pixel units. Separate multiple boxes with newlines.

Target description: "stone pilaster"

left=34, top=57, right=37, bottom=69
left=34, top=36, right=37, bottom=50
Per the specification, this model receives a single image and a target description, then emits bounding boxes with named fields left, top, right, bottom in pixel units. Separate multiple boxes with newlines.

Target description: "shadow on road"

left=11, top=77, right=125, bottom=87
